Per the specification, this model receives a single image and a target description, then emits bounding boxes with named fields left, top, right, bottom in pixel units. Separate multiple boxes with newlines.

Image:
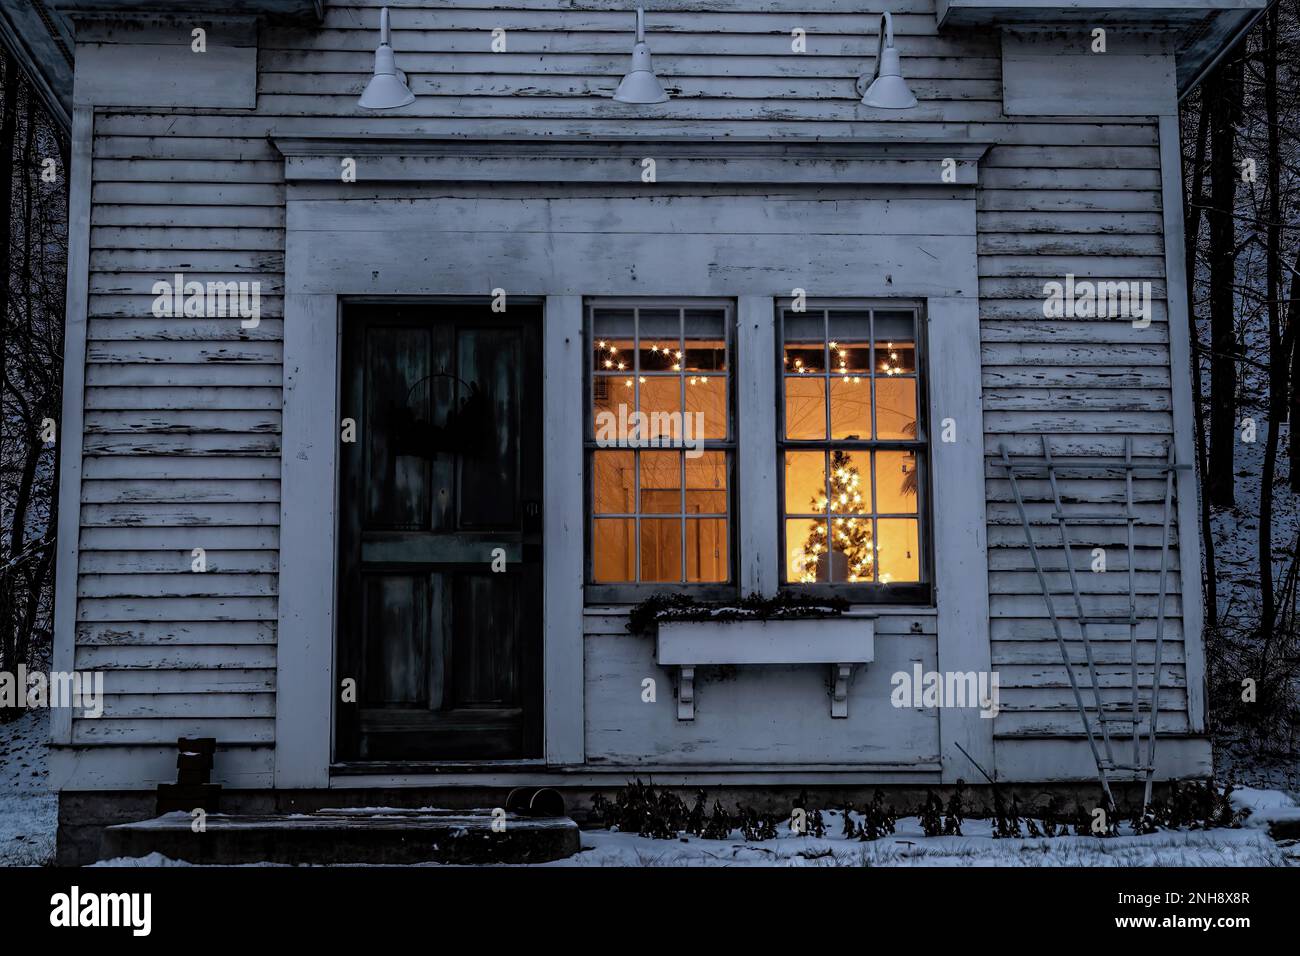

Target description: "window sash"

left=776, top=303, right=931, bottom=597
left=585, top=300, right=736, bottom=591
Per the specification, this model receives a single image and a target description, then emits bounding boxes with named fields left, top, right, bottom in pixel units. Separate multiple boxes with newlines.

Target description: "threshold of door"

left=331, top=759, right=549, bottom=776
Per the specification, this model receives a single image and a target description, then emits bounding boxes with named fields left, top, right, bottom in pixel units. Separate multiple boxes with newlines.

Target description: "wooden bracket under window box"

left=656, top=614, right=875, bottom=720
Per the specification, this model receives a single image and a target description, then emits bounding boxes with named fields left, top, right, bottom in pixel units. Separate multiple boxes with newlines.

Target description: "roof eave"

left=0, top=0, right=74, bottom=131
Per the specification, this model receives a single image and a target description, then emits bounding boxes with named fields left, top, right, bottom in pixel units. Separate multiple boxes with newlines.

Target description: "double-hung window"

left=779, top=304, right=929, bottom=602
left=586, top=301, right=734, bottom=596
left=583, top=298, right=929, bottom=604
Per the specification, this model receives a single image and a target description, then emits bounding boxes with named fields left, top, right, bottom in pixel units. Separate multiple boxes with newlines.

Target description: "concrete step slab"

left=100, top=809, right=581, bottom=865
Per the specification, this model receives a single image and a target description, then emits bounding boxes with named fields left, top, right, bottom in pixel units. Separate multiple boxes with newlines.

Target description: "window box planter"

left=655, top=613, right=875, bottom=720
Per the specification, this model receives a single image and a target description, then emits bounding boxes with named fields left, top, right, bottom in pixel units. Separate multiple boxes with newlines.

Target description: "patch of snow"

left=547, top=815, right=1288, bottom=867
left=88, top=811, right=1292, bottom=868
left=1231, top=786, right=1297, bottom=813
left=1230, top=786, right=1300, bottom=829
left=0, top=709, right=55, bottom=865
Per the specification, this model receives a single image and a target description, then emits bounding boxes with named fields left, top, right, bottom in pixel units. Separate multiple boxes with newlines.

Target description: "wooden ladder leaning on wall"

left=993, top=435, right=1191, bottom=818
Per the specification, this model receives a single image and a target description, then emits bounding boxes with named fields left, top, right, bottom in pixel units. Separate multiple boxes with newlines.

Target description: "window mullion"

left=678, top=308, right=687, bottom=583
left=633, top=450, right=642, bottom=584
left=736, top=296, right=779, bottom=596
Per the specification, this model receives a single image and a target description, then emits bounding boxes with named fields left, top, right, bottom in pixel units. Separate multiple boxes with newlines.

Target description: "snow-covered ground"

left=0, top=708, right=55, bottom=866
left=91, top=801, right=1299, bottom=867
left=1208, top=419, right=1300, bottom=790
left=558, top=797, right=1298, bottom=866
left=94, top=826, right=1291, bottom=868
left=559, top=820, right=1291, bottom=867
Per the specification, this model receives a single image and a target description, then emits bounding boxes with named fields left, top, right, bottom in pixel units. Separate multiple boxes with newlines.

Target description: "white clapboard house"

left=2, top=0, right=1259, bottom=861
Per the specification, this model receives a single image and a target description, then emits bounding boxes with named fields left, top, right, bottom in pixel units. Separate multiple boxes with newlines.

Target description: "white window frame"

left=774, top=299, right=933, bottom=603
left=584, top=297, right=737, bottom=602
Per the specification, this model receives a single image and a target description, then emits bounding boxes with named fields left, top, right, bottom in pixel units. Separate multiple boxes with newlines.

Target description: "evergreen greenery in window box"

left=625, top=591, right=850, bottom=636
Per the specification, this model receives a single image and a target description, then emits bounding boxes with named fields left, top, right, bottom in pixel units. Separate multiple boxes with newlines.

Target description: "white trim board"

left=928, top=296, right=996, bottom=782
left=1159, top=113, right=1207, bottom=733
left=273, top=136, right=991, bottom=187
left=273, top=293, right=339, bottom=788
left=542, top=295, right=586, bottom=765
left=736, top=296, right=779, bottom=597
left=49, top=105, right=93, bottom=747
left=325, top=766, right=945, bottom=791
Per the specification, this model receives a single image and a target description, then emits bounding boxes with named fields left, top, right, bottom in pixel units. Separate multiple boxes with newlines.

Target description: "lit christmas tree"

left=799, top=449, right=873, bottom=583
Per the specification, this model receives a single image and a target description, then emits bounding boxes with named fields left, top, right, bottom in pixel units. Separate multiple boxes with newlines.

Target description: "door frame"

left=275, top=292, right=585, bottom=787
left=334, top=302, right=546, bottom=763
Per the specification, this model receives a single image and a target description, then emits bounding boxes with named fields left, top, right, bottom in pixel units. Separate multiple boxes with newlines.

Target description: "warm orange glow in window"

left=588, top=305, right=732, bottom=585
left=780, top=307, right=924, bottom=587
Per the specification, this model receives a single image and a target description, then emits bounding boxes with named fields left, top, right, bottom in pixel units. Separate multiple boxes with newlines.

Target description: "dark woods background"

left=1185, top=1, right=1300, bottom=779
left=0, top=45, right=67, bottom=714
left=0, top=10, right=1298, bottom=784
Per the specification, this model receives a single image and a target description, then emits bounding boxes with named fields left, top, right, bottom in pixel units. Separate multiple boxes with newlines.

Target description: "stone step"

left=100, top=808, right=581, bottom=865
left=1267, top=815, right=1300, bottom=841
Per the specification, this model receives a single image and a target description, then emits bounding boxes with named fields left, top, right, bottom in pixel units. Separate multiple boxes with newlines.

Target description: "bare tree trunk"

left=0, top=56, right=19, bottom=681
left=20, top=92, right=32, bottom=336
left=1259, top=7, right=1286, bottom=632
left=1293, top=277, right=1300, bottom=491
left=1184, top=92, right=1218, bottom=626
left=1264, top=252, right=1300, bottom=673
left=1207, top=55, right=1243, bottom=507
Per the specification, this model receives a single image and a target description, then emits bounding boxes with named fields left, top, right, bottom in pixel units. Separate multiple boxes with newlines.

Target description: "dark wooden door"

left=336, top=303, right=543, bottom=761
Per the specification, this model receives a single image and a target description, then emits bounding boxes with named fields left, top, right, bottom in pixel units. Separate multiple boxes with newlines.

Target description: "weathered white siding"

left=71, top=122, right=284, bottom=779
left=584, top=608, right=940, bottom=770
left=56, top=0, right=1205, bottom=786
left=976, top=137, right=1192, bottom=747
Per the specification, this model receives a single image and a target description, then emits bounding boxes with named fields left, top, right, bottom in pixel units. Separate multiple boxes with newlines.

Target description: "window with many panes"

left=779, top=305, right=929, bottom=601
left=586, top=301, right=733, bottom=594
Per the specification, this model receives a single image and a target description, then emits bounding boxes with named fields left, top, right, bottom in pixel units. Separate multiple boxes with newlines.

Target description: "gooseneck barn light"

left=613, top=7, right=670, bottom=105
left=857, top=11, right=917, bottom=109
left=359, top=7, right=416, bottom=110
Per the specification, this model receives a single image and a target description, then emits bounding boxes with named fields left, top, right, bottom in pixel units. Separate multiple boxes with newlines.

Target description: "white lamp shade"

left=612, top=9, right=669, bottom=104
left=614, top=48, right=669, bottom=104
left=858, top=14, right=917, bottom=109
left=358, top=8, right=415, bottom=110
left=862, top=74, right=917, bottom=109
left=360, top=70, right=416, bottom=110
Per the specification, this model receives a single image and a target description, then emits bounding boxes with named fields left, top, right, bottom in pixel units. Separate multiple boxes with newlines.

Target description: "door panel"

left=362, top=573, right=428, bottom=705
left=451, top=573, right=519, bottom=707
left=363, top=324, right=431, bottom=529
left=458, top=327, right=521, bottom=528
left=337, top=303, right=543, bottom=762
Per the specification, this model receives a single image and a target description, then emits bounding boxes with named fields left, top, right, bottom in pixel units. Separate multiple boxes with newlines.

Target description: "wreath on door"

left=387, top=372, right=493, bottom=459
